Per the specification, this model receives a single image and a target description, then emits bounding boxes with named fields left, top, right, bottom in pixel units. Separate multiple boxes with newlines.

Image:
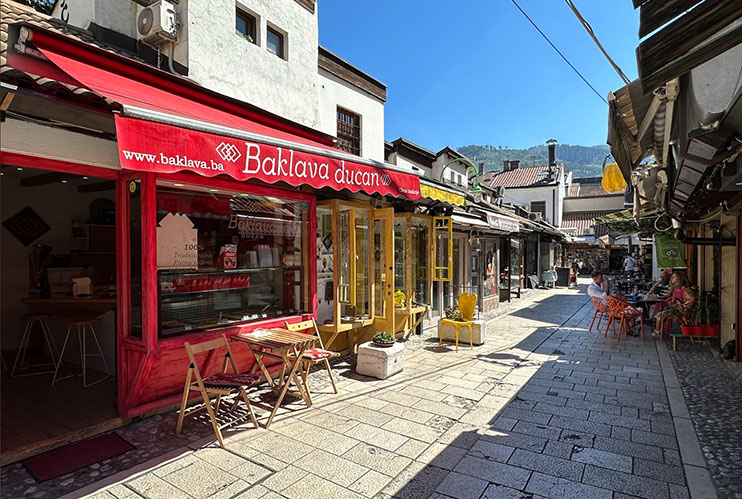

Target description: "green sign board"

left=655, top=235, right=686, bottom=268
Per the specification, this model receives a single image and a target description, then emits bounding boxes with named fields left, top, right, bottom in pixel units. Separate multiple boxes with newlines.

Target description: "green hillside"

left=458, top=144, right=611, bottom=178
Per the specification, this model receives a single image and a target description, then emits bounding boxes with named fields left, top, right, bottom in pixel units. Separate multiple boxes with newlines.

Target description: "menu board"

left=157, top=213, right=198, bottom=269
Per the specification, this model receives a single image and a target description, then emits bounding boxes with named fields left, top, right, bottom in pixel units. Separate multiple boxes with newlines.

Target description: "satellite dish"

left=138, top=7, right=154, bottom=36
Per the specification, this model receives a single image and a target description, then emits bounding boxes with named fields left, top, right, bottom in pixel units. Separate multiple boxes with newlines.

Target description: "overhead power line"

left=565, top=0, right=631, bottom=85
left=509, top=0, right=608, bottom=105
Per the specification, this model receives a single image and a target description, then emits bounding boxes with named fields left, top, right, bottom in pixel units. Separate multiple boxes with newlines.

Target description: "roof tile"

left=482, top=164, right=562, bottom=189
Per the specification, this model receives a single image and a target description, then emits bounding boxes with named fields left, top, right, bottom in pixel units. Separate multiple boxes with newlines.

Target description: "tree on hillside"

left=17, top=0, right=54, bottom=14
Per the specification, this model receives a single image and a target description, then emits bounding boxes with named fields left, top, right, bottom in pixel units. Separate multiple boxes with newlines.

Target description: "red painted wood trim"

left=141, top=173, right=159, bottom=353
left=309, top=196, right=318, bottom=318
left=0, top=152, right=120, bottom=179
left=115, top=178, right=130, bottom=410
left=125, top=354, right=154, bottom=409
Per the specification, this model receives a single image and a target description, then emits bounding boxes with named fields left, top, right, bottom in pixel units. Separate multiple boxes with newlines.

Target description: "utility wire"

left=565, top=0, right=631, bottom=85
left=509, top=0, right=607, bottom=105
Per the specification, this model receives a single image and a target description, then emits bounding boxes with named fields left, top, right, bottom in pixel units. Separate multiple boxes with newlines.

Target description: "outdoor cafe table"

left=231, top=328, right=317, bottom=428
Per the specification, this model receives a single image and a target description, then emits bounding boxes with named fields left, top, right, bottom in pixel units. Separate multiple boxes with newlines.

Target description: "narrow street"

left=0, top=281, right=715, bottom=499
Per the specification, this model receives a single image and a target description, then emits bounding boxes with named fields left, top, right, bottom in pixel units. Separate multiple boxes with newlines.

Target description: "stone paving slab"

left=4, top=281, right=718, bottom=499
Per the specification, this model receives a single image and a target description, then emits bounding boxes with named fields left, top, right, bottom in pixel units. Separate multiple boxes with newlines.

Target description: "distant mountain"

left=458, top=143, right=611, bottom=178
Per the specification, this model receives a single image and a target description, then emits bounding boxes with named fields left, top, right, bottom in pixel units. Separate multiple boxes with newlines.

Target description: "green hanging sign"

left=655, top=235, right=686, bottom=268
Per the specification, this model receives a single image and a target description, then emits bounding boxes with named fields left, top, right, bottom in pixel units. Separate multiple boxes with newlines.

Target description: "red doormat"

left=22, top=433, right=135, bottom=482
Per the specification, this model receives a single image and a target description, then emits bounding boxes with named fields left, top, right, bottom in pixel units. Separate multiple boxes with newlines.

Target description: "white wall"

left=188, top=0, right=321, bottom=129
left=317, top=69, right=385, bottom=162
left=432, top=153, right=468, bottom=188
left=502, top=185, right=560, bottom=226
left=388, top=153, right=432, bottom=178
left=563, top=195, right=624, bottom=212
left=51, top=0, right=95, bottom=30
left=0, top=173, right=116, bottom=370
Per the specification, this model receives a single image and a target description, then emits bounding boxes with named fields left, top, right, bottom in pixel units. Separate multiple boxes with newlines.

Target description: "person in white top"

left=623, top=254, right=637, bottom=276
left=587, top=271, right=610, bottom=302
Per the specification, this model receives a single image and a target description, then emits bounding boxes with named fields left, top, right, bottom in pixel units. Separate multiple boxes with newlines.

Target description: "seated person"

left=656, top=286, right=698, bottom=329
left=587, top=271, right=610, bottom=302
left=646, top=269, right=671, bottom=296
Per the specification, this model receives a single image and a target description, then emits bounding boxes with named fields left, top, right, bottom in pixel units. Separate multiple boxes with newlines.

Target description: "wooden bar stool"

left=12, top=313, right=59, bottom=378
left=52, top=317, right=111, bottom=387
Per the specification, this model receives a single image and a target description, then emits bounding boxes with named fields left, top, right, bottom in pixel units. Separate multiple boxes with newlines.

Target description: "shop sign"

left=157, top=213, right=198, bottom=269
left=420, top=184, right=466, bottom=207
left=655, top=234, right=686, bottom=268
left=116, top=116, right=421, bottom=200
left=227, top=214, right=300, bottom=239
left=487, top=214, right=519, bottom=233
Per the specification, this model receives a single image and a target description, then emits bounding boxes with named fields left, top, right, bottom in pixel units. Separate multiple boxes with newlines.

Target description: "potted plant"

left=680, top=295, right=720, bottom=337
left=372, top=332, right=395, bottom=348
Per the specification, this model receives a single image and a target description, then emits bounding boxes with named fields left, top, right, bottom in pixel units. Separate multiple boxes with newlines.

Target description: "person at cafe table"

left=587, top=271, right=611, bottom=303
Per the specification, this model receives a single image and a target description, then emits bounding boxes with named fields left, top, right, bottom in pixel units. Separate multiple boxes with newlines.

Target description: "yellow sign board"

left=420, top=184, right=466, bottom=207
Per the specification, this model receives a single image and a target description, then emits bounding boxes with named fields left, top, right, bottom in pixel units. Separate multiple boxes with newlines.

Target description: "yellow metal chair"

left=440, top=292, right=477, bottom=352
left=176, top=335, right=259, bottom=447
left=285, top=319, right=340, bottom=405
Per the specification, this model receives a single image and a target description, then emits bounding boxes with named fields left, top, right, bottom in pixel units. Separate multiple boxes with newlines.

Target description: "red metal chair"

left=589, top=297, right=610, bottom=332
left=605, top=296, right=644, bottom=342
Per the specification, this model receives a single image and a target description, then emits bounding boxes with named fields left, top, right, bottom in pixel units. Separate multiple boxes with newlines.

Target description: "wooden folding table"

left=231, top=328, right=317, bottom=428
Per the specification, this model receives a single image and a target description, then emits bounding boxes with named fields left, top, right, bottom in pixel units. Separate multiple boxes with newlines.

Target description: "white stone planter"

left=437, top=319, right=486, bottom=346
left=356, top=341, right=404, bottom=379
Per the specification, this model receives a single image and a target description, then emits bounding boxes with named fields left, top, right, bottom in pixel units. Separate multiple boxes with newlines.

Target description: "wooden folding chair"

left=285, top=319, right=340, bottom=404
left=176, top=335, right=260, bottom=447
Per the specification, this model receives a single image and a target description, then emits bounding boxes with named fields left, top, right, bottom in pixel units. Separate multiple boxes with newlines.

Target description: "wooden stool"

left=52, top=318, right=111, bottom=387
left=12, top=313, right=59, bottom=378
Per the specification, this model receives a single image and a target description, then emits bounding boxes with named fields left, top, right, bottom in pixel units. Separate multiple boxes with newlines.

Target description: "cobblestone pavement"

left=2, top=282, right=715, bottom=499
left=668, top=339, right=742, bottom=499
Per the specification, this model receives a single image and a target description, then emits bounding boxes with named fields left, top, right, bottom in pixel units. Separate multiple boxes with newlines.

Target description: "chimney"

left=546, top=139, right=557, bottom=166
left=510, top=160, right=520, bottom=170
left=503, top=160, right=510, bottom=171
left=478, top=162, right=484, bottom=175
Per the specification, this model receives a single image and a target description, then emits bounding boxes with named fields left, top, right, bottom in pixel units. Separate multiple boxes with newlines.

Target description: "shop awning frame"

left=21, top=26, right=423, bottom=200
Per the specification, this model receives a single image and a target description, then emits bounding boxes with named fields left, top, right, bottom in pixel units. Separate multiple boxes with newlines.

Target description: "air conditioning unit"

left=494, top=186, right=505, bottom=198
left=528, top=212, right=542, bottom=222
left=137, top=0, right=178, bottom=47
left=131, top=0, right=161, bottom=6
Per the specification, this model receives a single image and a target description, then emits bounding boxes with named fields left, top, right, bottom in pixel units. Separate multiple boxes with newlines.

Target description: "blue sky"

left=318, top=1, right=640, bottom=151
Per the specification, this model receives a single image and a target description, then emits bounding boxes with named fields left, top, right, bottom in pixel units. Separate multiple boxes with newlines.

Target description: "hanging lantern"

left=601, top=155, right=627, bottom=194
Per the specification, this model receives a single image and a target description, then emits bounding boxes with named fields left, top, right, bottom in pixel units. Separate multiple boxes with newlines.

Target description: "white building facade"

left=51, top=0, right=386, bottom=162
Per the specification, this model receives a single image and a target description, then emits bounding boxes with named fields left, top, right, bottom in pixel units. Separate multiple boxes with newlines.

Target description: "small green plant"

left=445, top=305, right=463, bottom=321
left=373, top=332, right=395, bottom=344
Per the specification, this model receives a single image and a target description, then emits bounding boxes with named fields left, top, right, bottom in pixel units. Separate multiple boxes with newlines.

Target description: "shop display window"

left=155, top=182, right=309, bottom=338
left=394, top=215, right=407, bottom=297
left=433, top=217, right=453, bottom=281
left=510, top=237, right=522, bottom=289
left=316, top=200, right=372, bottom=333
left=483, top=239, right=498, bottom=298
left=373, top=213, right=388, bottom=319
left=410, top=216, right=430, bottom=306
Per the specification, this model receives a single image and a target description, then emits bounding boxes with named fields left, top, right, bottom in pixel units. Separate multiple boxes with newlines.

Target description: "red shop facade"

left=1, top=23, right=421, bottom=437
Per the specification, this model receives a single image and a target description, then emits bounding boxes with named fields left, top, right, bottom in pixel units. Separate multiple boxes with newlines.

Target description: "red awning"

left=27, top=30, right=421, bottom=200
